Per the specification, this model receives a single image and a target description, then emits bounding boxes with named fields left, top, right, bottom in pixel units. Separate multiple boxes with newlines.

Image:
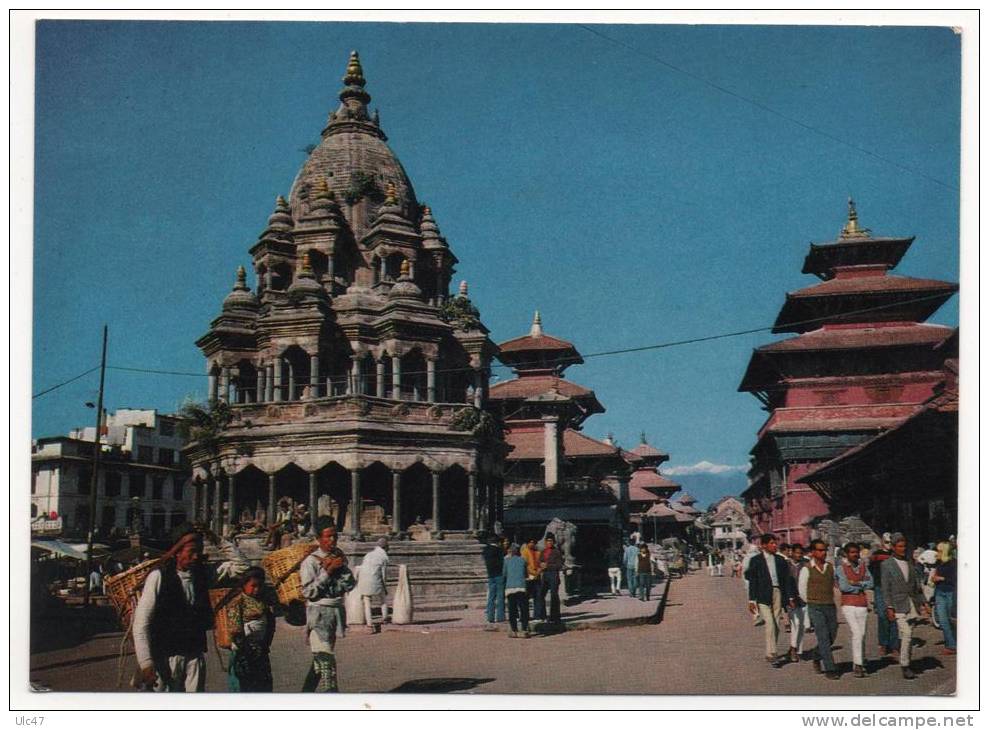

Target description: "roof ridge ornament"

left=234, top=265, right=249, bottom=291
left=840, top=197, right=871, bottom=240
left=324, top=49, right=383, bottom=139
left=530, top=310, right=543, bottom=337
left=343, top=50, right=366, bottom=87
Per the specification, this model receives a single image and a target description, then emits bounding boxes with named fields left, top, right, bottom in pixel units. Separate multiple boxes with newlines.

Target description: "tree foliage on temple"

left=438, top=297, right=481, bottom=331
left=177, top=398, right=233, bottom=454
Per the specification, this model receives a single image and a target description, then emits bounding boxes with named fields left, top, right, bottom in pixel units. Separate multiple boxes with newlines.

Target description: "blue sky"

left=31, top=21, right=961, bottom=503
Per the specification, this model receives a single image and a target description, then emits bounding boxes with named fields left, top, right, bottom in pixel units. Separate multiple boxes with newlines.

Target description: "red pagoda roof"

left=628, top=484, right=663, bottom=503
left=496, top=312, right=584, bottom=372
left=802, top=236, right=914, bottom=279
left=499, top=332, right=579, bottom=354
left=503, top=427, right=621, bottom=461
left=489, top=375, right=594, bottom=399
left=629, top=441, right=670, bottom=463
left=758, top=323, right=955, bottom=353
left=630, top=468, right=679, bottom=493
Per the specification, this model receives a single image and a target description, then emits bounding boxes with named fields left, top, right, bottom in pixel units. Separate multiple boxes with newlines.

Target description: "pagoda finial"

left=399, top=258, right=411, bottom=278
left=344, top=50, right=366, bottom=87
left=300, top=251, right=313, bottom=274
left=234, top=265, right=248, bottom=291
left=385, top=181, right=397, bottom=205
left=530, top=310, right=543, bottom=337
left=840, top=197, right=871, bottom=239
left=459, top=280, right=469, bottom=298
left=640, top=431, right=648, bottom=445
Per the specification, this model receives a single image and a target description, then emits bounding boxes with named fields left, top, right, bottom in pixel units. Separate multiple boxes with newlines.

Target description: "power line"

left=576, top=24, right=958, bottom=193
left=101, top=291, right=956, bottom=381
left=32, top=365, right=100, bottom=399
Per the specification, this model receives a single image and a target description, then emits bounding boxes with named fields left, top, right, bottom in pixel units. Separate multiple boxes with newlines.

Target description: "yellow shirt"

left=520, top=545, right=541, bottom=579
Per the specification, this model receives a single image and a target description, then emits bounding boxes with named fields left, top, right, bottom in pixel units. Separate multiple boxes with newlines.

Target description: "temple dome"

left=288, top=51, right=419, bottom=241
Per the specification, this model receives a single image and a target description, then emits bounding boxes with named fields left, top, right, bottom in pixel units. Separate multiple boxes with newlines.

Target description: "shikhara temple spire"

left=839, top=197, right=871, bottom=240
left=325, top=50, right=382, bottom=138
left=530, top=310, right=543, bottom=337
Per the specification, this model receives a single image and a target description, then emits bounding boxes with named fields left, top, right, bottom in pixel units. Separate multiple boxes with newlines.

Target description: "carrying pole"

left=83, top=325, right=108, bottom=608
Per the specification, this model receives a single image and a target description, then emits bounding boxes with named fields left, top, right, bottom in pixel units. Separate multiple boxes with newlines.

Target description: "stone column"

left=426, top=359, right=437, bottom=403
left=265, top=363, right=274, bottom=402
left=473, top=369, right=483, bottom=409
left=228, top=471, right=237, bottom=533
left=326, top=253, right=335, bottom=284
left=380, top=257, right=387, bottom=281
left=431, top=471, right=441, bottom=533
left=468, top=472, right=477, bottom=532
left=255, top=368, right=265, bottom=404
left=219, top=367, right=230, bottom=404
left=391, top=470, right=402, bottom=534
left=308, top=471, right=318, bottom=536
left=349, top=469, right=361, bottom=538
left=543, top=417, right=560, bottom=487
left=309, top=354, right=320, bottom=399
left=213, top=473, right=224, bottom=536
left=391, top=356, right=402, bottom=400
left=272, top=359, right=283, bottom=402
left=201, top=477, right=210, bottom=525
left=376, top=360, right=386, bottom=398
left=287, top=361, right=296, bottom=401
left=351, top=359, right=361, bottom=395
left=267, top=473, right=277, bottom=526
left=207, top=369, right=218, bottom=403
left=617, top=474, right=630, bottom=522
left=190, top=480, right=200, bottom=522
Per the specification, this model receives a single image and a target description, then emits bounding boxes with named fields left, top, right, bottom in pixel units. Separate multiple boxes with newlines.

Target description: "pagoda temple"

left=187, top=52, right=501, bottom=605
left=738, top=201, right=958, bottom=545
left=487, top=313, right=676, bottom=581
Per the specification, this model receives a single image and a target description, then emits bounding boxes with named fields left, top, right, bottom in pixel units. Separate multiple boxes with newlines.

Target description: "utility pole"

left=83, top=325, right=108, bottom=608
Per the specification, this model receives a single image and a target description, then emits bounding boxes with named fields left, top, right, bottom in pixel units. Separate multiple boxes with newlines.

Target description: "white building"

left=31, top=409, right=192, bottom=539
left=700, top=496, right=751, bottom=550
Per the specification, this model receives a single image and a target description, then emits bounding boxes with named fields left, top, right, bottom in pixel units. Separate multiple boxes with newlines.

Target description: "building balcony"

left=226, top=394, right=473, bottom=429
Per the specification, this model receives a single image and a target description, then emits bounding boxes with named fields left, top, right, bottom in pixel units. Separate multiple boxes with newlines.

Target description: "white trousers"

left=154, top=653, right=206, bottom=692
left=895, top=613, right=915, bottom=667
left=363, top=593, right=389, bottom=626
left=842, top=605, right=869, bottom=666
left=788, top=606, right=808, bottom=652
left=607, top=567, right=621, bottom=593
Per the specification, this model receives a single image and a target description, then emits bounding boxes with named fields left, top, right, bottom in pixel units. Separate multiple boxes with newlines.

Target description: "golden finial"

left=276, top=195, right=288, bottom=208
left=301, top=251, right=313, bottom=273
left=313, top=178, right=330, bottom=196
left=530, top=310, right=543, bottom=337
left=840, top=197, right=870, bottom=239
left=400, top=259, right=411, bottom=278
left=344, top=50, right=366, bottom=85
left=385, top=181, right=397, bottom=205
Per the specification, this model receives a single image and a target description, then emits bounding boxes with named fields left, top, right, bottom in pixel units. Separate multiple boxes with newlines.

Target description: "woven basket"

left=209, top=587, right=241, bottom=649
left=103, top=558, right=159, bottom=629
left=261, top=541, right=318, bottom=605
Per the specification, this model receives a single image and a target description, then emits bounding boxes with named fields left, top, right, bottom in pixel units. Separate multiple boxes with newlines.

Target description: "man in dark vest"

left=133, top=524, right=214, bottom=691
left=798, top=539, right=840, bottom=680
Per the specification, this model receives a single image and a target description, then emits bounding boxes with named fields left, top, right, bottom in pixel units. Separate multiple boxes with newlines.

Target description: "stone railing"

left=227, top=394, right=470, bottom=428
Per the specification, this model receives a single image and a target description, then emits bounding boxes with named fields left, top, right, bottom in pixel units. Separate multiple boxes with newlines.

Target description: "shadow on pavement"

left=31, top=604, right=123, bottom=654
left=389, top=677, right=495, bottom=693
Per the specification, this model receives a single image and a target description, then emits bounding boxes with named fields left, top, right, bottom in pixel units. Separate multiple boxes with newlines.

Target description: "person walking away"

left=503, top=544, right=531, bottom=638
left=800, top=539, right=840, bottom=680
left=882, top=533, right=930, bottom=679
left=521, top=537, right=543, bottom=618
left=607, top=543, right=622, bottom=595
left=636, top=544, right=654, bottom=601
left=786, top=543, right=809, bottom=662
left=482, top=533, right=506, bottom=629
left=132, top=525, right=213, bottom=692
left=356, top=537, right=390, bottom=633
left=623, top=539, right=640, bottom=597
left=837, top=542, right=873, bottom=678
left=300, top=519, right=355, bottom=692
left=539, top=534, right=565, bottom=625
left=745, top=533, right=796, bottom=664
left=227, top=566, right=276, bottom=692
left=931, top=549, right=956, bottom=655
left=741, top=544, right=765, bottom=626
left=869, top=538, right=900, bottom=658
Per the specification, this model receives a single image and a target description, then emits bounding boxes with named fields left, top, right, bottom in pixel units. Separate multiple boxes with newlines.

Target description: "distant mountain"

left=666, top=471, right=747, bottom=512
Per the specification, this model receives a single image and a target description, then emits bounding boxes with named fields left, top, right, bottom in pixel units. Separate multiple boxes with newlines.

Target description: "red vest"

left=840, top=562, right=869, bottom=607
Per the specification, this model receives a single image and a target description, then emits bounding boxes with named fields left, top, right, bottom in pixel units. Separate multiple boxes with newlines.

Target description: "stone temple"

left=187, top=51, right=502, bottom=606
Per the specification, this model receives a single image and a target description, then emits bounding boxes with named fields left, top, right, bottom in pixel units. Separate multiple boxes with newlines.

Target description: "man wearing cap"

left=132, top=524, right=213, bottom=692
left=356, top=536, right=391, bottom=633
left=881, top=533, right=930, bottom=679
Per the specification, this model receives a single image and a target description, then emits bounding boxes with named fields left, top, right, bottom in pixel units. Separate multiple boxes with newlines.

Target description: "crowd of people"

left=481, top=532, right=567, bottom=636
left=131, top=518, right=393, bottom=694
left=741, top=531, right=957, bottom=681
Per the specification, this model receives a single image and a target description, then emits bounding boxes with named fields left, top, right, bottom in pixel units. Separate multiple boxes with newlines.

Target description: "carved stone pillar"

left=190, top=479, right=200, bottom=522
left=351, top=358, right=361, bottom=395
left=256, top=368, right=265, bottom=404
left=200, top=477, right=210, bottom=524
left=349, top=469, right=362, bottom=537
left=265, top=363, right=274, bottom=402
left=227, top=471, right=237, bottom=533
left=473, top=368, right=483, bottom=409
left=427, top=359, right=437, bottom=403
left=309, top=354, right=320, bottom=399
left=309, top=471, right=318, bottom=536
left=391, top=470, right=402, bottom=534
left=267, top=473, right=277, bottom=526
left=468, top=472, right=477, bottom=532
left=431, top=471, right=441, bottom=533
left=326, top=253, right=335, bottom=284
left=543, top=417, right=560, bottom=487
left=272, top=359, right=283, bottom=402
left=392, top=356, right=402, bottom=400
left=376, top=360, right=386, bottom=398
left=207, top=369, right=218, bottom=403
left=219, top=367, right=230, bottom=404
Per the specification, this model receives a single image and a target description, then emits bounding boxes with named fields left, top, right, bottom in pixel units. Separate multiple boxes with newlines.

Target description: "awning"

left=31, top=540, right=88, bottom=560
left=503, top=504, right=617, bottom=525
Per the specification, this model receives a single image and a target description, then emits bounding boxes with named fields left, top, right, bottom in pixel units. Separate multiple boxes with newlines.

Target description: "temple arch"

left=440, top=464, right=469, bottom=531
left=360, top=461, right=394, bottom=536
left=401, top=462, right=433, bottom=531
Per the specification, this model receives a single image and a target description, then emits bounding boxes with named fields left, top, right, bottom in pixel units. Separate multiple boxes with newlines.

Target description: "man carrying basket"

left=132, top=524, right=213, bottom=692
left=300, top=518, right=355, bottom=692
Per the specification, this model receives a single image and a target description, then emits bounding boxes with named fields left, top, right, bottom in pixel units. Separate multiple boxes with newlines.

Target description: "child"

left=227, top=566, right=276, bottom=692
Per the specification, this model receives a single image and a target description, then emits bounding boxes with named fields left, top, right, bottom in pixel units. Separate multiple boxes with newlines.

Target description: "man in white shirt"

left=132, top=527, right=213, bottom=692
left=356, top=537, right=390, bottom=633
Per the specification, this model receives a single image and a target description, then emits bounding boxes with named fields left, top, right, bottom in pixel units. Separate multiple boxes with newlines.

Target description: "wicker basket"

left=209, top=587, right=241, bottom=649
left=261, top=541, right=318, bottom=605
left=103, top=558, right=159, bottom=629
